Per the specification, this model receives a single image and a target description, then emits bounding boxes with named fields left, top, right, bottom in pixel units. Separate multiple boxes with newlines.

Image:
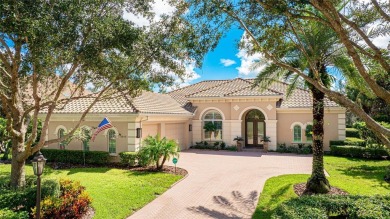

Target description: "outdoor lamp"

left=32, top=151, right=46, bottom=176
left=136, top=128, right=142, bottom=138
left=189, top=124, right=192, bottom=132
left=32, top=151, right=46, bottom=219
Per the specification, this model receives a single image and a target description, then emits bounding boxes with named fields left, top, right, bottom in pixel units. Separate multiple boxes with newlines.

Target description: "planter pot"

left=263, top=142, right=269, bottom=153
left=237, top=141, right=243, bottom=151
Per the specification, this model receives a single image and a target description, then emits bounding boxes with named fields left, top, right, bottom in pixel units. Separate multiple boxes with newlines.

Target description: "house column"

left=265, top=119, right=277, bottom=150
left=192, top=120, right=202, bottom=143
left=128, top=122, right=141, bottom=152
left=338, top=113, right=346, bottom=140
left=225, top=120, right=242, bottom=146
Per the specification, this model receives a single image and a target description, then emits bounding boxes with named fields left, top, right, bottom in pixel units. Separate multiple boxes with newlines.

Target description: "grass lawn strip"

left=253, top=156, right=390, bottom=218
left=0, top=165, right=182, bottom=219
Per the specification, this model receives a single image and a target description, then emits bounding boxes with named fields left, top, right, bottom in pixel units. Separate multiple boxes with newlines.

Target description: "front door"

left=245, top=110, right=266, bottom=147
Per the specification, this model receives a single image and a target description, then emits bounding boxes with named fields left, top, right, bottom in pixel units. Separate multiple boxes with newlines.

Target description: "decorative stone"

left=267, top=104, right=273, bottom=111
left=233, top=105, right=240, bottom=111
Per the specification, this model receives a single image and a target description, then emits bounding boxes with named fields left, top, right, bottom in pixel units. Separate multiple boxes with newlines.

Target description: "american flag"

left=91, top=117, right=113, bottom=142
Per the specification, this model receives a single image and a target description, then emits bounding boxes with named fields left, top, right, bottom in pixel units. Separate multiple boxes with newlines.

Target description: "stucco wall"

left=276, top=109, right=344, bottom=151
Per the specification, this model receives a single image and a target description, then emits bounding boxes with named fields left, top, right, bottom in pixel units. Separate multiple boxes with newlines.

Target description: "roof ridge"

left=185, top=79, right=233, bottom=97
left=265, top=87, right=284, bottom=95
left=120, top=91, right=139, bottom=113
left=167, top=79, right=230, bottom=94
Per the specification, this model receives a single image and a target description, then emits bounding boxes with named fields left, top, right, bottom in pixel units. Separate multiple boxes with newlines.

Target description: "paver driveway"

left=129, top=149, right=313, bottom=219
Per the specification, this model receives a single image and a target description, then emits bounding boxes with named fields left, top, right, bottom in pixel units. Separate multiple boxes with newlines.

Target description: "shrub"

left=346, top=128, right=360, bottom=138
left=225, top=146, right=238, bottom=151
left=33, top=179, right=91, bottom=219
left=273, top=195, right=390, bottom=219
left=0, top=178, right=60, bottom=213
left=213, top=141, right=220, bottom=147
left=138, top=135, right=179, bottom=170
left=330, top=145, right=389, bottom=159
left=345, top=137, right=366, bottom=146
left=41, top=149, right=109, bottom=164
left=220, top=142, right=226, bottom=149
left=119, top=152, right=138, bottom=166
left=0, top=208, right=29, bottom=219
left=353, top=121, right=390, bottom=146
left=276, top=143, right=312, bottom=154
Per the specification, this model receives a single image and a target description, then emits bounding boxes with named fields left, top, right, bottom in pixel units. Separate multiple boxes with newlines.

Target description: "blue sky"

left=191, top=28, right=245, bottom=83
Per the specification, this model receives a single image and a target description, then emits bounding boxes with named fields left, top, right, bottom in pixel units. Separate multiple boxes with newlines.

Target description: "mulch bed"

left=49, top=162, right=188, bottom=176
left=294, top=183, right=349, bottom=196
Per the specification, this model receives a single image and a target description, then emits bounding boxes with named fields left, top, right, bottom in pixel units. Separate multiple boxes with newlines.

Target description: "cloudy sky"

left=124, top=0, right=390, bottom=89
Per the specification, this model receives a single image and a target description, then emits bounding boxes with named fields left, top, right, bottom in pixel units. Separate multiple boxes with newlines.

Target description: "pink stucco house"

left=43, top=78, right=346, bottom=154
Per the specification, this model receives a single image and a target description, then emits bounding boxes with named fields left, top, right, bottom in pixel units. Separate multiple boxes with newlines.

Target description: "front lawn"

left=253, top=156, right=390, bottom=218
left=0, top=164, right=182, bottom=219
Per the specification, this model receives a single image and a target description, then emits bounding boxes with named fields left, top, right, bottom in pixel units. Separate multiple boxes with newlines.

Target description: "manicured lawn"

left=0, top=164, right=182, bottom=219
left=253, top=156, right=390, bottom=218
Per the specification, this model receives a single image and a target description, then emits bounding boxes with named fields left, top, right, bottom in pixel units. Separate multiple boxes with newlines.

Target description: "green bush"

left=41, top=149, right=109, bottom=164
left=385, top=166, right=390, bottom=183
left=0, top=179, right=60, bottom=213
left=139, top=135, right=179, bottom=170
left=119, top=152, right=138, bottom=166
left=276, top=143, right=312, bottom=154
left=225, top=146, right=237, bottom=151
left=0, top=208, right=29, bottom=219
left=353, top=121, right=390, bottom=146
left=346, top=137, right=366, bottom=146
left=273, top=195, right=390, bottom=219
left=330, top=145, right=389, bottom=159
left=33, top=179, right=91, bottom=219
left=346, top=128, right=360, bottom=138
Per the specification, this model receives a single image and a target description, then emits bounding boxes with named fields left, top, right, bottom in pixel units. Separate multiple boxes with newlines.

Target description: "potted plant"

left=262, top=136, right=271, bottom=152
left=233, top=136, right=244, bottom=151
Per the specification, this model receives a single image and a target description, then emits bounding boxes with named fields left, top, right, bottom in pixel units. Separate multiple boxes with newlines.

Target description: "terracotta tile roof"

left=169, top=78, right=339, bottom=109
left=50, top=91, right=193, bottom=115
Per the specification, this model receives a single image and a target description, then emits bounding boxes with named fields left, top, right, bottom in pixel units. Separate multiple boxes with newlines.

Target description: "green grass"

left=253, top=156, right=390, bottom=218
left=0, top=164, right=182, bottom=219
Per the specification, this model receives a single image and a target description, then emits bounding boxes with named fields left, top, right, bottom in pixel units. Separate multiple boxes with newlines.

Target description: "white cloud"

left=123, top=0, right=176, bottom=27
left=235, top=35, right=266, bottom=78
left=167, top=61, right=200, bottom=91
left=220, top=59, right=236, bottom=67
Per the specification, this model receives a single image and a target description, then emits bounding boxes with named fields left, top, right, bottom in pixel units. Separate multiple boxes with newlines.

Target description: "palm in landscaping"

left=254, top=21, right=353, bottom=194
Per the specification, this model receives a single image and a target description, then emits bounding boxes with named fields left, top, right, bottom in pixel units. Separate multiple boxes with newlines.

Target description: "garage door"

left=142, top=124, right=159, bottom=140
left=165, top=123, right=186, bottom=150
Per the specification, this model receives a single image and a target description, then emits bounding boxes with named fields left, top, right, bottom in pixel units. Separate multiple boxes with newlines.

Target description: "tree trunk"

left=304, top=85, right=330, bottom=194
left=10, top=139, right=26, bottom=188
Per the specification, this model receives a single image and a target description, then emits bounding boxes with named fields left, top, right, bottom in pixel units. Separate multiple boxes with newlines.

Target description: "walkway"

left=129, top=150, right=313, bottom=219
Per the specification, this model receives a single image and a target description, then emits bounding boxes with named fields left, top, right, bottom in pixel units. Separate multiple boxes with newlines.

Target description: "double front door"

left=245, top=110, right=266, bottom=147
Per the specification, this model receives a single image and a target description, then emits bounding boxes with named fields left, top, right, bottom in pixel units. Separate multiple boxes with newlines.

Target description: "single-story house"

left=42, top=78, right=346, bottom=155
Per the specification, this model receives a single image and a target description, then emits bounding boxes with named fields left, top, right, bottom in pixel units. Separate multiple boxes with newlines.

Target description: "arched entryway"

left=245, top=109, right=266, bottom=148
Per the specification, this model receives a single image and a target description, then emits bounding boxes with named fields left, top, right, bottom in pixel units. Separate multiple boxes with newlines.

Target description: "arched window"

left=58, top=128, right=66, bottom=149
left=82, top=128, right=90, bottom=151
left=293, top=125, right=302, bottom=142
left=203, top=110, right=223, bottom=141
left=108, top=129, right=116, bottom=154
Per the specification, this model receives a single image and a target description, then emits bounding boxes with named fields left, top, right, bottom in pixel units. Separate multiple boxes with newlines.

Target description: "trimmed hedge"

left=119, top=152, right=138, bottom=166
left=0, top=179, right=60, bottom=213
left=330, top=137, right=366, bottom=147
left=330, top=145, right=389, bottom=159
left=346, top=128, right=360, bottom=138
left=276, top=143, right=312, bottom=154
left=273, top=195, right=390, bottom=219
left=0, top=209, right=28, bottom=219
left=41, top=149, right=110, bottom=164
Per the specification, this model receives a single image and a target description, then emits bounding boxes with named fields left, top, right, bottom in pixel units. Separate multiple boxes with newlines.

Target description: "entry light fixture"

left=136, top=128, right=142, bottom=138
left=189, top=124, right=192, bottom=132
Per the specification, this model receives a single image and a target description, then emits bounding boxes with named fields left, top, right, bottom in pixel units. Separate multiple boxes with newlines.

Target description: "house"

left=42, top=78, right=346, bottom=155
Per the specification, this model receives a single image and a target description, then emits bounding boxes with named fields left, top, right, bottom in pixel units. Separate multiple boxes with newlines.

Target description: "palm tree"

left=253, top=21, right=349, bottom=194
left=141, top=135, right=180, bottom=170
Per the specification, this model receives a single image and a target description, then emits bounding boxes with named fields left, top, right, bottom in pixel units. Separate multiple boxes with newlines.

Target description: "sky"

left=124, top=0, right=390, bottom=89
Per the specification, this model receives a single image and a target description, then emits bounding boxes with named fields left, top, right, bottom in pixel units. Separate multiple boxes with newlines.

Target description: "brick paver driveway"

left=129, top=149, right=313, bottom=219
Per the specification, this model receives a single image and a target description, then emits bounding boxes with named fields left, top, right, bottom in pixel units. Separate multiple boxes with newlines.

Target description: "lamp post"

left=32, top=151, right=46, bottom=219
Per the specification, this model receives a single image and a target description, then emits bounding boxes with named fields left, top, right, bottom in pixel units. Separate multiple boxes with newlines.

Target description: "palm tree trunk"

left=304, top=84, right=331, bottom=194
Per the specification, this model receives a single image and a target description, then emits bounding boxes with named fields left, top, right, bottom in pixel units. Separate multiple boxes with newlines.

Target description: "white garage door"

left=142, top=124, right=159, bottom=140
left=166, top=123, right=186, bottom=150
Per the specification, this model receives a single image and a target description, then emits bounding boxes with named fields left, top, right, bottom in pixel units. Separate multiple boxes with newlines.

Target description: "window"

left=305, top=124, right=313, bottom=142
left=203, top=110, right=223, bottom=141
left=293, top=125, right=302, bottom=142
left=58, top=128, right=66, bottom=149
left=82, top=128, right=90, bottom=151
left=108, top=129, right=116, bottom=154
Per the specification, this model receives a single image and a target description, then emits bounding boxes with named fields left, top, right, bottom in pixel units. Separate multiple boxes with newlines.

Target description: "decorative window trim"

left=199, top=107, right=225, bottom=120
left=202, top=110, right=223, bottom=141
left=238, top=106, right=269, bottom=120
left=103, top=127, right=118, bottom=137
left=290, top=122, right=304, bottom=130
left=54, top=125, right=67, bottom=135
left=293, top=124, right=302, bottom=142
